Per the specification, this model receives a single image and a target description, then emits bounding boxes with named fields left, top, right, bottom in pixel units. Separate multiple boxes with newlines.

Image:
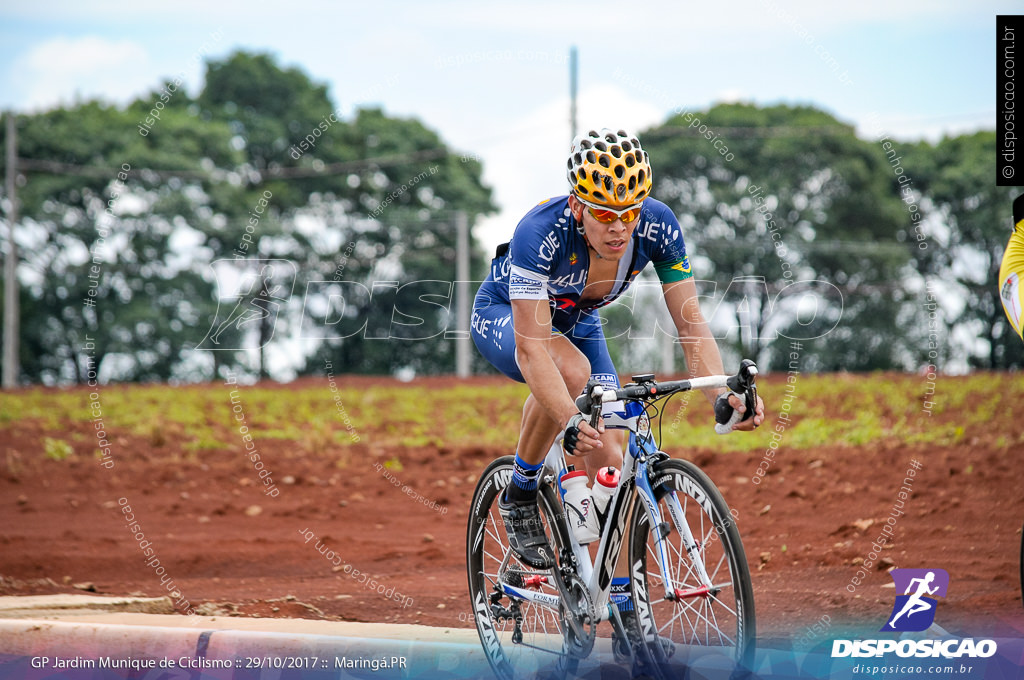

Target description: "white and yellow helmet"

left=567, top=128, right=652, bottom=207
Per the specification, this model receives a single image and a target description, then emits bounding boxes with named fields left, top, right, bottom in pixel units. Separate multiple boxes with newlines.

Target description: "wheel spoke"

left=467, top=464, right=581, bottom=680
left=629, top=461, right=753, bottom=667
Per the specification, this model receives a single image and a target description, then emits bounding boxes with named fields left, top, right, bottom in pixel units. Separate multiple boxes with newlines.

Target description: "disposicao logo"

left=881, top=568, right=949, bottom=632
left=831, top=568, right=998, bottom=660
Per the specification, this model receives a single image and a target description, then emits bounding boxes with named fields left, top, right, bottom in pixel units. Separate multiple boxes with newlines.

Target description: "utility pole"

left=455, top=211, right=471, bottom=377
left=569, top=46, right=578, bottom=142
left=3, top=112, right=18, bottom=389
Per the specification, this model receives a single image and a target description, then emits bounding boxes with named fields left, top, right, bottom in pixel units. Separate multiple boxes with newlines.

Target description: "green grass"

left=42, top=437, right=74, bottom=461
left=1, top=372, right=1021, bottom=460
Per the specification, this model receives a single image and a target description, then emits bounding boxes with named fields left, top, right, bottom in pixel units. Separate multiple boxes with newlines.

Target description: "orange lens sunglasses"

left=576, top=196, right=643, bottom=224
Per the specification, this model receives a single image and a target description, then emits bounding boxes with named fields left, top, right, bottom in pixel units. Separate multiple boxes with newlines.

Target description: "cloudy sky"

left=0, top=0, right=1007, bottom=252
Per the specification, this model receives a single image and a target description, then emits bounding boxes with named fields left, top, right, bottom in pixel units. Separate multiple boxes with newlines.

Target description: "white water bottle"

left=561, top=470, right=599, bottom=544
left=591, top=466, right=620, bottom=516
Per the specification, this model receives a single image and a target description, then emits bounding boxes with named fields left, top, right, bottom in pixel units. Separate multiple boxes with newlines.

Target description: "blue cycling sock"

left=505, top=454, right=543, bottom=503
left=611, top=577, right=633, bottom=611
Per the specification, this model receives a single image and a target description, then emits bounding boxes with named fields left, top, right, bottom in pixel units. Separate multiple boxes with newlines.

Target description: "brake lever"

left=573, top=378, right=604, bottom=431
left=714, top=359, right=759, bottom=435
left=588, top=385, right=604, bottom=430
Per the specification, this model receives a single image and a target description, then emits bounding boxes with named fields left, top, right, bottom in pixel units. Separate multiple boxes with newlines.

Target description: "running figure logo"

left=196, top=259, right=297, bottom=350
left=881, top=568, right=949, bottom=632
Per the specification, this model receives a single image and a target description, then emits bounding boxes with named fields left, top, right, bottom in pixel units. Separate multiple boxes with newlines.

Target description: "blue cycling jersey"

left=475, top=195, right=694, bottom=329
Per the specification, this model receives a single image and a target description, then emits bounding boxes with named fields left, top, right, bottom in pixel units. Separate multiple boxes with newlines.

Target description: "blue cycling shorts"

left=471, top=294, right=621, bottom=396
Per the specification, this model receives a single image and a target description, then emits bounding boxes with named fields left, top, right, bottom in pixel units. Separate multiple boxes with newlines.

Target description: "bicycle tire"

left=466, top=456, right=580, bottom=680
left=628, top=458, right=756, bottom=675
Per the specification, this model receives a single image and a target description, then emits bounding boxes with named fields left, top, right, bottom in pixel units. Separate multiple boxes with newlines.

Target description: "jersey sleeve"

left=647, top=202, right=694, bottom=284
left=509, top=265, right=548, bottom=300
left=507, top=202, right=562, bottom=300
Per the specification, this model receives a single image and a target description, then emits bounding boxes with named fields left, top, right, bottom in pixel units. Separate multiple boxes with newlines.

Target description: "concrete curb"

left=0, top=594, right=175, bottom=616
left=0, top=617, right=488, bottom=678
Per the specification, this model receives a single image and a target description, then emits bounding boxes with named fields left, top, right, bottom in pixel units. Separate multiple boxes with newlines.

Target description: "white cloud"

left=11, top=36, right=154, bottom=110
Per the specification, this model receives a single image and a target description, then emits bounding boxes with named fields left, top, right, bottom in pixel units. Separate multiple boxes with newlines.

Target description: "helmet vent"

left=567, top=127, right=652, bottom=207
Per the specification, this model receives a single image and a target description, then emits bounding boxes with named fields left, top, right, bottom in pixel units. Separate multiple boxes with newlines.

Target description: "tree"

left=904, top=131, right=1023, bottom=369
left=639, top=103, right=916, bottom=371
left=3, top=50, right=496, bottom=384
left=5, top=97, right=238, bottom=383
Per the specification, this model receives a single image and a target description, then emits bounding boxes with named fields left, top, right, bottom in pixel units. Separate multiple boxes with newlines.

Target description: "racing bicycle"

left=466, top=361, right=760, bottom=679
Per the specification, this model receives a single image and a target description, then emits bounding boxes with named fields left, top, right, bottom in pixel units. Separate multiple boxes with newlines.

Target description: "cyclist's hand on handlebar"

left=724, top=392, right=765, bottom=432
left=562, top=412, right=604, bottom=456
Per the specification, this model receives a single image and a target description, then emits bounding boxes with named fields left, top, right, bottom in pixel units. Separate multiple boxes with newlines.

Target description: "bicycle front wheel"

left=466, top=456, right=579, bottom=680
left=628, top=458, right=756, bottom=673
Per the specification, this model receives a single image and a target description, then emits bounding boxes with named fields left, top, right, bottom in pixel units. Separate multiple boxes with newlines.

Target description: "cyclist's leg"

left=516, top=334, right=593, bottom=465
left=470, top=299, right=592, bottom=466
left=565, top=311, right=626, bottom=477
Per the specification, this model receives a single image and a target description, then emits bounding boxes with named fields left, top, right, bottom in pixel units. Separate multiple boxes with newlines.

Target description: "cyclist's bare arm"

left=511, top=297, right=603, bottom=453
left=662, top=278, right=765, bottom=430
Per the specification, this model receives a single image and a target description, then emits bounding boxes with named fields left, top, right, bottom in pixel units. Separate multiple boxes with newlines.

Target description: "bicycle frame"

left=497, top=375, right=731, bottom=624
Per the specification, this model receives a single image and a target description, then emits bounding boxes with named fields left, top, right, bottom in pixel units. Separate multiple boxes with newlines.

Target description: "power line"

left=15, top=146, right=451, bottom=181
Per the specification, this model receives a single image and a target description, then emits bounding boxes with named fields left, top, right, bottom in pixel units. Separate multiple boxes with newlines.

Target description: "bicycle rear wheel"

left=466, top=456, right=579, bottom=680
left=628, top=458, right=756, bottom=675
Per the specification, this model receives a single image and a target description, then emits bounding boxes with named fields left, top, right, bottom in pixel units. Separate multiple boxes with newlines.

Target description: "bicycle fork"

left=637, top=455, right=717, bottom=603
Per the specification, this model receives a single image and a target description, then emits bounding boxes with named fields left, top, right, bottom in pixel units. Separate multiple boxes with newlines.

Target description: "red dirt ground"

left=1, top=375, right=1022, bottom=648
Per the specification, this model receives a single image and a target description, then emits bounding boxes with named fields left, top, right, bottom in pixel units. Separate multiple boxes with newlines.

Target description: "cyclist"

left=999, top=195, right=1024, bottom=340
left=471, top=128, right=765, bottom=640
